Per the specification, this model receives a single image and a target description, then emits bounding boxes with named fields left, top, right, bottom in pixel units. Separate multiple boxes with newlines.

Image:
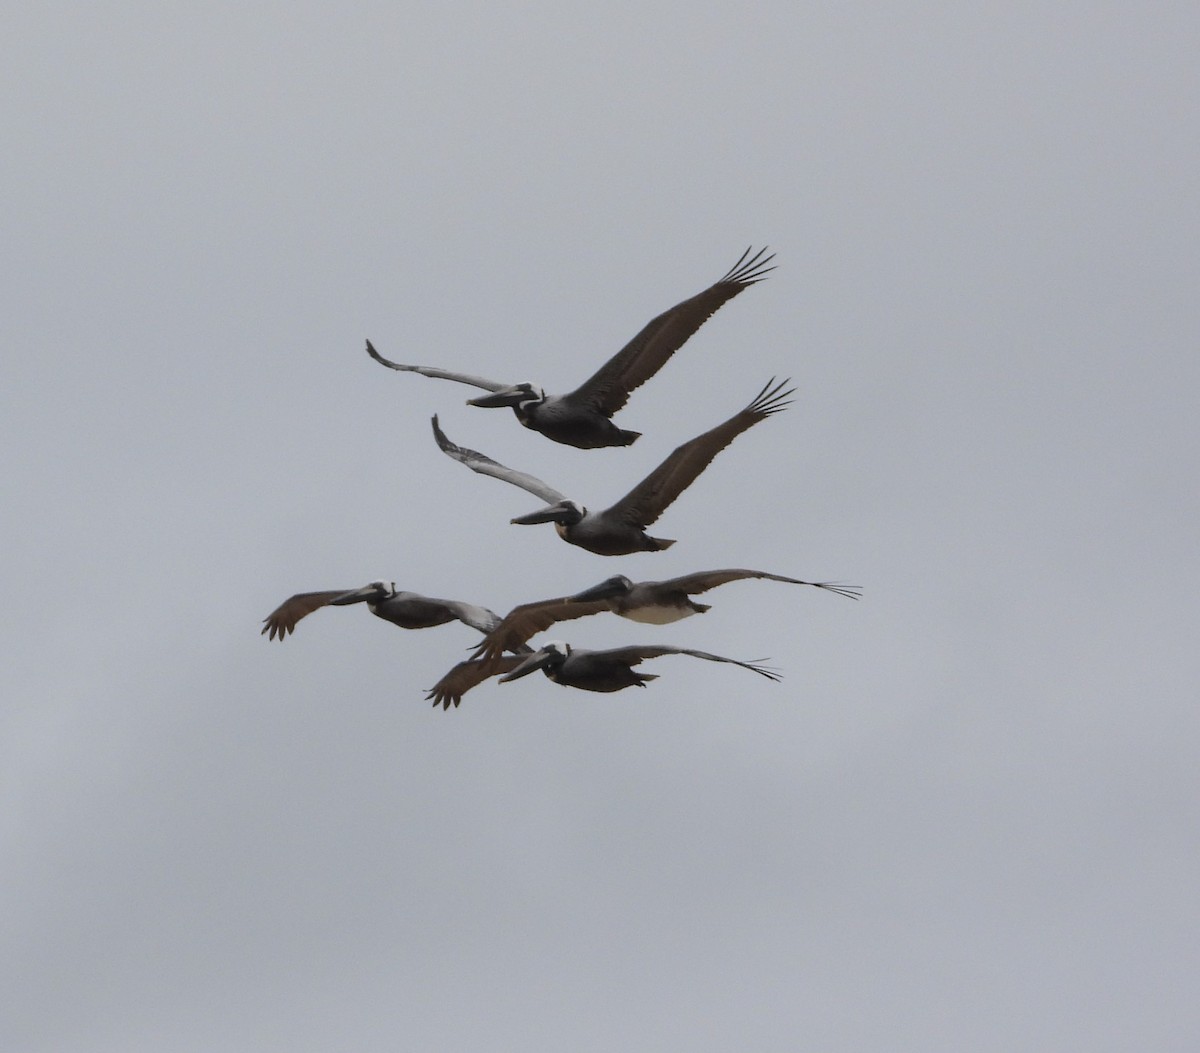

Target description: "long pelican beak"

left=498, top=649, right=555, bottom=682
left=467, top=386, right=527, bottom=408
left=510, top=501, right=574, bottom=526
left=329, top=585, right=378, bottom=606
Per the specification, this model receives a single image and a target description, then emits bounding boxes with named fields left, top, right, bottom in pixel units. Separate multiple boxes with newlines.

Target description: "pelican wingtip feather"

left=718, top=245, right=777, bottom=287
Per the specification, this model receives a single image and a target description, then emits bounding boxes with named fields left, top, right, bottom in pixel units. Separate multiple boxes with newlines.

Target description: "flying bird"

left=365, top=247, right=775, bottom=449
left=470, top=570, right=862, bottom=662
left=261, top=581, right=501, bottom=641
left=425, top=641, right=779, bottom=708
left=432, top=378, right=794, bottom=556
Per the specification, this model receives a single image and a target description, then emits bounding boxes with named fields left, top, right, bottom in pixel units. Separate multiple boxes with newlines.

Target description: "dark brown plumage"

left=433, top=378, right=795, bottom=555
left=261, top=582, right=500, bottom=641
left=366, top=248, right=776, bottom=449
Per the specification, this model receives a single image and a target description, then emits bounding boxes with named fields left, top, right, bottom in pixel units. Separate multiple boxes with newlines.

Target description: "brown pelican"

left=425, top=642, right=779, bottom=709
left=470, top=570, right=861, bottom=662
left=365, top=247, right=775, bottom=449
left=261, top=581, right=501, bottom=641
left=433, top=378, right=794, bottom=556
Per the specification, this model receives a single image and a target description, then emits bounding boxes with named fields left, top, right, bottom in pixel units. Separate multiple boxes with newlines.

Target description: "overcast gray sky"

left=4, top=3, right=1198, bottom=1050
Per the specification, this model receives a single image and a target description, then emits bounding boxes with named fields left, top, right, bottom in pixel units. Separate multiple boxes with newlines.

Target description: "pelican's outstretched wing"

left=432, top=416, right=567, bottom=505
left=428, top=599, right=504, bottom=634
left=261, top=590, right=353, bottom=641
left=470, top=595, right=612, bottom=662
left=660, top=569, right=862, bottom=601
left=606, top=378, right=794, bottom=528
left=425, top=654, right=527, bottom=710
left=366, top=340, right=511, bottom=393
left=564, top=247, right=776, bottom=416
left=602, top=644, right=782, bottom=682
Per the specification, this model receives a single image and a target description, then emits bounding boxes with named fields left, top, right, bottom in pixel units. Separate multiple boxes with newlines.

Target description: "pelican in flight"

left=365, top=247, right=775, bottom=449
left=433, top=378, right=794, bottom=556
left=471, top=570, right=862, bottom=662
left=425, top=642, right=779, bottom=709
left=261, top=581, right=501, bottom=641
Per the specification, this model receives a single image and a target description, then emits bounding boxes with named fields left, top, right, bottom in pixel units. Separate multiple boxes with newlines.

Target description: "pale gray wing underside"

left=431, top=416, right=567, bottom=506
left=439, top=600, right=503, bottom=634
left=366, top=340, right=510, bottom=393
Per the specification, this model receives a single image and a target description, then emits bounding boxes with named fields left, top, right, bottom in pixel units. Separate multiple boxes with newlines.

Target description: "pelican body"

left=433, top=377, right=794, bottom=556
left=366, top=247, right=775, bottom=449
left=425, top=640, right=780, bottom=708
left=499, top=641, right=780, bottom=693
left=468, top=383, right=638, bottom=449
left=537, top=505, right=674, bottom=557
left=261, top=581, right=500, bottom=641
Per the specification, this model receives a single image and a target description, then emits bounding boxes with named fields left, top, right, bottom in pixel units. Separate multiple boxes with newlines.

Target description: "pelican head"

left=568, top=575, right=636, bottom=603
left=499, top=640, right=570, bottom=682
left=329, top=580, right=395, bottom=606
left=466, top=383, right=543, bottom=409
left=510, top=500, right=584, bottom=527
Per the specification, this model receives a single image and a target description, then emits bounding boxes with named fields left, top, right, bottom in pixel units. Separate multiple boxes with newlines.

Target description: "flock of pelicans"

left=262, top=248, right=859, bottom=707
